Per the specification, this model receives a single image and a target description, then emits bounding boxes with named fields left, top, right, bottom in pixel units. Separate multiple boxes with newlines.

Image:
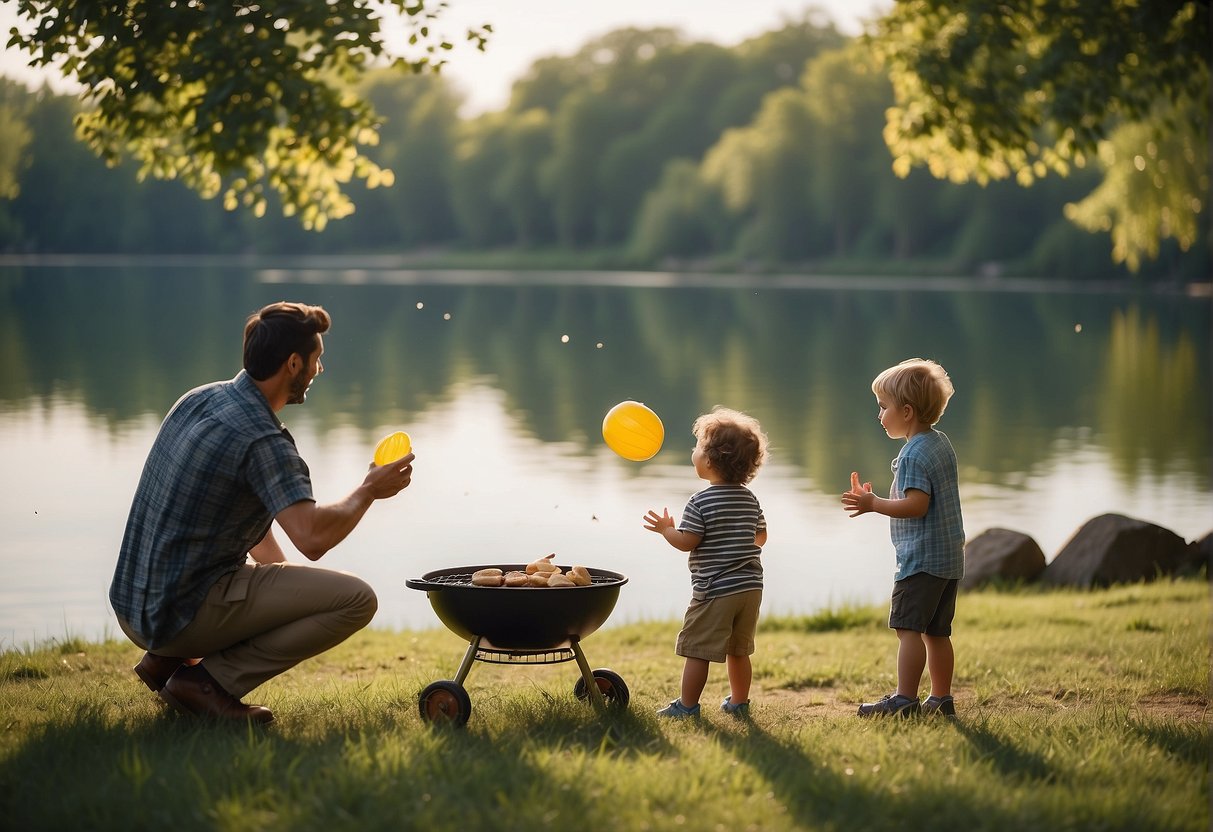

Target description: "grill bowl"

left=405, top=564, right=628, bottom=650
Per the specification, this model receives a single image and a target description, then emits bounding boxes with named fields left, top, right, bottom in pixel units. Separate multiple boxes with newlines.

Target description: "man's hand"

left=841, top=471, right=874, bottom=518
left=364, top=452, right=415, bottom=499
left=276, top=451, right=416, bottom=560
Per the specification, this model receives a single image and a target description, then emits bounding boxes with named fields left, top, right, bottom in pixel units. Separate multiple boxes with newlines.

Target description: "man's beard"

left=287, top=366, right=310, bottom=404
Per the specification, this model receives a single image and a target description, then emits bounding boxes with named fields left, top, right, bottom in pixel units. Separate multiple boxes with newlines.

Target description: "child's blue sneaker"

left=856, top=693, right=920, bottom=718
left=921, top=695, right=956, bottom=717
left=720, top=695, right=751, bottom=717
left=657, top=698, right=700, bottom=718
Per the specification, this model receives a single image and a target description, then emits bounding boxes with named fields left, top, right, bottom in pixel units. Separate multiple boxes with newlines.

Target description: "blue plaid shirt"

left=889, top=430, right=965, bottom=581
left=110, top=371, right=314, bottom=647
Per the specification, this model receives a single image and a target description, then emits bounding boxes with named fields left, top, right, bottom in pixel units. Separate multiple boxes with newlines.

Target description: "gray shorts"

left=888, top=572, right=958, bottom=636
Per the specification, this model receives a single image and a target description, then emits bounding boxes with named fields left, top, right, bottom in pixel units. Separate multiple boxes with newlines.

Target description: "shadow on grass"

left=951, top=717, right=1056, bottom=783
left=700, top=717, right=872, bottom=826
left=1128, top=718, right=1211, bottom=765
left=699, top=717, right=1073, bottom=831
left=0, top=692, right=674, bottom=831
left=472, top=689, right=674, bottom=759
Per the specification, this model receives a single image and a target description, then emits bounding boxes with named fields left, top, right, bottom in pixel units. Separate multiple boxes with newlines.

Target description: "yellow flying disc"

left=373, top=431, right=412, bottom=466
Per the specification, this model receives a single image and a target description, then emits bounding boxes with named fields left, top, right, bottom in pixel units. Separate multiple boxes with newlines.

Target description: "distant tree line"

left=0, top=20, right=1205, bottom=280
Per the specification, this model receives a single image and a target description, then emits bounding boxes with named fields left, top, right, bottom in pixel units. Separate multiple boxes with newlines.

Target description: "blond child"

left=644, top=407, right=768, bottom=718
left=841, top=358, right=964, bottom=717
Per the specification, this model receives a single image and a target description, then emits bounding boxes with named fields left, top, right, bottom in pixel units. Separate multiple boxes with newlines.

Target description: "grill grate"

left=475, top=647, right=576, bottom=664
left=426, top=571, right=622, bottom=587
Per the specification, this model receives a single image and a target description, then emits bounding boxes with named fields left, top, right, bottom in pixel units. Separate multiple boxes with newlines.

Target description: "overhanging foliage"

left=8, top=0, right=490, bottom=229
left=873, top=0, right=1210, bottom=269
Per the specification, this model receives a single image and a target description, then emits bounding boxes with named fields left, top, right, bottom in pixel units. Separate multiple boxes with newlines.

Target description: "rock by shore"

left=963, top=513, right=1210, bottom=589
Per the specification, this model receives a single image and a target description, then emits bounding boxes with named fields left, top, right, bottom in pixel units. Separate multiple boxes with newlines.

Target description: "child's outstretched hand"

left=841, top=471, right=874, bottom=517
left=643, top=508, right=675, bottom=534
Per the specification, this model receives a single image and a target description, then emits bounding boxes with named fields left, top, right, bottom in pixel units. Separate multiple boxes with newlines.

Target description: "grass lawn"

left=0, top=578, right=1207, bottom=831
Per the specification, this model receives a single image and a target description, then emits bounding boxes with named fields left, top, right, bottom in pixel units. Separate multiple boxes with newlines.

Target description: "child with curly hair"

left=644, top=407, right=768, bottom=718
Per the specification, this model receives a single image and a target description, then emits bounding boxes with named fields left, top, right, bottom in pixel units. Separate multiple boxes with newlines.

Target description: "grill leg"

left=570, top=638, right=606, bottom=712
left=453, top=636, right=481, bottom=685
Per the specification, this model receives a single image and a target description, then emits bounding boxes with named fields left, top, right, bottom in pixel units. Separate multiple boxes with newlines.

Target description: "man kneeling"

left=110, top=302, right=416, bottom=723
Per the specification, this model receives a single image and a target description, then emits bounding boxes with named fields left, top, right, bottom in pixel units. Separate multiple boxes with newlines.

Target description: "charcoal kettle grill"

left=405, top=564, right=630, bottom=725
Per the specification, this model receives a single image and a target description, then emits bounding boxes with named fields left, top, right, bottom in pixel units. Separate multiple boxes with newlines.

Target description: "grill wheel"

left=419, top=680, right=471, bottom=725
left=573, top=668, right=630, bottom=709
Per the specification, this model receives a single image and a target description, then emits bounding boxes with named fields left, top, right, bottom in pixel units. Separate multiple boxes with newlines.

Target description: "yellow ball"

left=373, top=431, right=412, bottom=466
left=602, top=401, right=664, bottom=461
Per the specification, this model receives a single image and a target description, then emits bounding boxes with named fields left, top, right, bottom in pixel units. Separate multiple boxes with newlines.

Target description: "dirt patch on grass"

left=760, top=686, right=863, bottom=719
left=1132, top=693, right=1209, bottom=723
left=755, top=687, right=1210, bottom=722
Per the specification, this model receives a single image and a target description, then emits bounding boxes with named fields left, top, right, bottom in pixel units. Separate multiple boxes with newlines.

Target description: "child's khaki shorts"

left=675, top=589, right=762, bottom=663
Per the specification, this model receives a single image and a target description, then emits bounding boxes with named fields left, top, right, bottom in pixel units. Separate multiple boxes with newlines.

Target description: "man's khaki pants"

left=120, top=562, right=377, bottom=699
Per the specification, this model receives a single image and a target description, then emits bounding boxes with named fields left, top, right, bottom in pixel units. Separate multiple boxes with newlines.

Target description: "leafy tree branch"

left=873, top=0, right=1209, bottom=269
left=8, top=0, right=491, bottom=229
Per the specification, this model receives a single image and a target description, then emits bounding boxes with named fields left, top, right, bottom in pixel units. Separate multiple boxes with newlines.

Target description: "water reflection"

left=1101, top=306, right=1207, bottom=480
left=1, top=265, right=1209, bottom=644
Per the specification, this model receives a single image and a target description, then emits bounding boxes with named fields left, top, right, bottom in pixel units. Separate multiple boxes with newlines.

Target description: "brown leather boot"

left=159, top=664, right=274, bottom=724
left=133, top=652, right=186, bottom=692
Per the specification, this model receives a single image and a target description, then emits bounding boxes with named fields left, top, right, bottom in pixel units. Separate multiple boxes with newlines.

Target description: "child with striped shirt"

left=643, top=407, right=769, bottom=718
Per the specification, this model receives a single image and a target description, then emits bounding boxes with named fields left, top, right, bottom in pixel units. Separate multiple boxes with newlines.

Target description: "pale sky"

left=0, top=1, right=890, bottom=115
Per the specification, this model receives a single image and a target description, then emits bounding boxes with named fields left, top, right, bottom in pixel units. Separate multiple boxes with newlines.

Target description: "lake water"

left=1, top=261, right=1209, bottom=647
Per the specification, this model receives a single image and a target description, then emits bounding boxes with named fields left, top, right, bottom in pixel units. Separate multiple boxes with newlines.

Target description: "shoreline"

left=1, top=252, right=1207, bottom=297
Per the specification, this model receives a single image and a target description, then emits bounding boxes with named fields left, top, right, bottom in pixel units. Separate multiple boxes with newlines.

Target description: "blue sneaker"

left=720, top=695, right=751, bottom=717
left=857, top=693, right=920, bottom=718
left=657, top=698, right=700, bottom=718
left=921, top=695, right=956, bottom=717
